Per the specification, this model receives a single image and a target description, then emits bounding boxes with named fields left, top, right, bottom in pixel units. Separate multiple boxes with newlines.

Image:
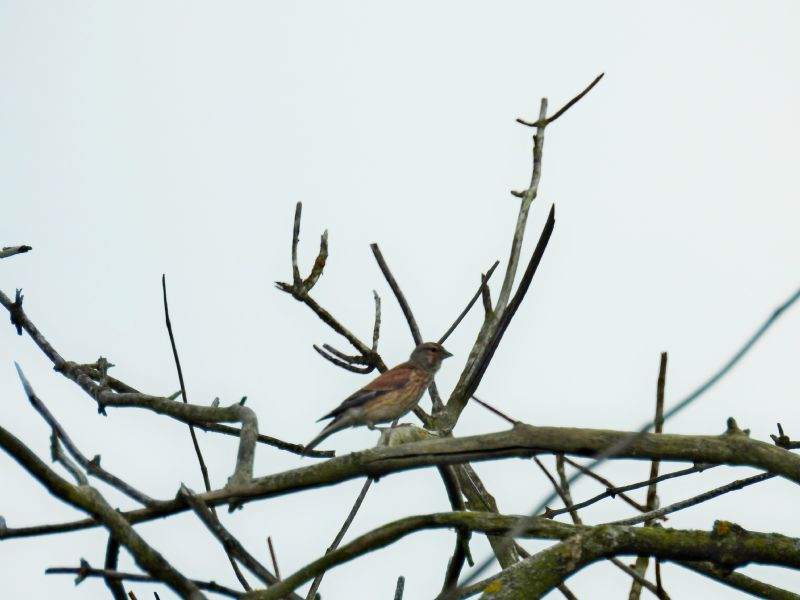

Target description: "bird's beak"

left=443, top=349, right=453, bottom=359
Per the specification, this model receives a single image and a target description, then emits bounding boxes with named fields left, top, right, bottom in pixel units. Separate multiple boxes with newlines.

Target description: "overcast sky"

left=2, top=2, right=800, bottom=599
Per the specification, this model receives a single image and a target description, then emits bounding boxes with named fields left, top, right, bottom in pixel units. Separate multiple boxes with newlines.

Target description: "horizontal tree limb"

left=235, top=511, right=800, bottom=600
left=3, top=422, right=797, bottom=540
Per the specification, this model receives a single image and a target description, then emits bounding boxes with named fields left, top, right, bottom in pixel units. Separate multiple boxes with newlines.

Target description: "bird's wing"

left=318, top=362, right=416, bottom=421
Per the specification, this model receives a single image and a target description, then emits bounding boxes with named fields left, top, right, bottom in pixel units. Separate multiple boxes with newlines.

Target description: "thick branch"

left=233, top=511, right=800, bottom=600
left=0, top=245, right=32, bottom=259
left=5, top=423, right=800, bottom=539
left=478, top=519, right=800, bottom=599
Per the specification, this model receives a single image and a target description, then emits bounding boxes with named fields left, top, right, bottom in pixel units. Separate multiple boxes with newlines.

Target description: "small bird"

left=304, top=342, right=452, bottom=452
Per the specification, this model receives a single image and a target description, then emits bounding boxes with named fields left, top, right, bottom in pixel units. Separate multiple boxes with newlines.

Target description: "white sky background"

left=2, top=2, right=800, bottom=598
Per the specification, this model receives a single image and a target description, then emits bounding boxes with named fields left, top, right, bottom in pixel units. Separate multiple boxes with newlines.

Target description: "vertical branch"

left=104, top=536, right=127, bottom=600
left=494, top=98, right=548, bottom=315
left=162, top=275, right=211, bottom=494
left=163, top=276, right=252, bottom=589
left=629, top=352, right=668, bottom=600
left=292, top=203, right=302, bottom=284
left=394, top=575, right=405, bottom=600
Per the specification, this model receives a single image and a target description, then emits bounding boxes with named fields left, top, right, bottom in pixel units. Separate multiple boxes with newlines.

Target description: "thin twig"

left=496, top=98, right=548, bottom=314
left=438, top=261, right=500, bottom=344
left=545, top=460, right=713, bottom=519
left=609, top=472, right=776, bottom=527
left=267, top=537, right=281, bottom=581
left=179, top=486, right=297, bottom=596
left=15, top=363, right=160, bottom=506
left=554, top=455, right=581, bottom=525
left=45, top=565, right=241, bottom=598
left=370, top=243, right=422, bottom=345
left=630, top=352, right=668, bottom=600
left=371, top=290, right=382, bottom=351
left=291, top=202, right=302, bottom=284
left=470, top=395, right=518, bottom=426
left=369, top=242, right=444, bottom=412
left=439, top=465, right=473, bottom=594
left=516, top=73, right=605, bottom=127
left=195, top=423, right=333, bottom=458
left=49, top=431, right=87, bottom=485
left=481, top=280, right=800, bottom=592
left=446, top=205, right=555, bottom=427
left=162, top=275, right=212, bottom=493
left=610, top=558, right=669, bottom=600
left=677, top=560, right=800, bottom=599
left=771, top=422, right=800, bottom=450
left=305, top=477, right=374, bottom=600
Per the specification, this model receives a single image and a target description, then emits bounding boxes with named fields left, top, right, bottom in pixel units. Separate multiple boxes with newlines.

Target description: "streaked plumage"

left=304, top=342, right=452, bottom=452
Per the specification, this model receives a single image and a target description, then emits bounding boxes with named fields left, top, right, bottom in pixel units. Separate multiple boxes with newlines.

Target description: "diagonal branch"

left=180, top=486, right=302, bottom=599
left=162, top=275, right=213, bottom=493
left=438, top=261, right=499, bottom=345
left=0, top=425, right=205, bottom=599
left=369, top=242, right=445, bottom=412
left=15, top=363, right=160, bottom=506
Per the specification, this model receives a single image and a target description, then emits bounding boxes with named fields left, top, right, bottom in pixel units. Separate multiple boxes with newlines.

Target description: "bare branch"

left=495, top=98, right=548, bottom=315
left=195, top=423, right=333, bottom=459
left=394, top=575, right=405, bottom=600
left=0, top=425, right=204, bottom=598
left=104, top=536, right=128, bottom=600
left=237, top=511, right=800, bottom=600
left=369, top=242, right=445, bottom=412
left=275, top=204, right=385, bottom=370
left=677, top=560, right=800, bottom=599
left=471, top=395, right=518, bottom=426
left=6, top=422, right=800, bottom=539
left=15, top=362, right=161, bottom=505
left=608, top=472, right=775, bottom=527
left=610, top=558, right=669, bottom=600
left=516, top=73, right=605, bottom=128
left=179, top=486, right=300, bottom=598
left=630, top=351, right=668, bottom=600
left=0, top=244, right=32, bottom=259
left=162, top=274, right=213, bottom=493
left=313, top=344, right=375, bottom=374
left=444, top=207, right=555, bottom=428
left=267, top=537, right=281, bottom=581
left=771, top=422, right=800, bottom=450
left=371, top=290, right=382, bottom=351
left=45, top=563, right=241, bottom=598
left=306, top=477, right=373, bottom=599
left=370, top=243, right=423, bottom=345
left=438, top=261, right=499, bottom=345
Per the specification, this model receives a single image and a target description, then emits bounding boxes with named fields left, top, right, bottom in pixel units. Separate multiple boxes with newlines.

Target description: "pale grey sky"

left=2, top=2, right=800, bottom=599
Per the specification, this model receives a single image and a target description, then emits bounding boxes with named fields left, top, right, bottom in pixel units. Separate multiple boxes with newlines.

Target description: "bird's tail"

left=303, top=418, right=348, bottom=454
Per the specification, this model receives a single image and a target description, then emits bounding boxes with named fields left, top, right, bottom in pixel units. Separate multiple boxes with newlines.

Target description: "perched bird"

left=304, top=342, right=452, bottom=452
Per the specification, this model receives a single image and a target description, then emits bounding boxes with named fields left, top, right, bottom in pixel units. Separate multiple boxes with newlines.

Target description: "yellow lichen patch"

left=483, top=580, right=503, bottom=593
left=714, top=520, right=731, bottom=536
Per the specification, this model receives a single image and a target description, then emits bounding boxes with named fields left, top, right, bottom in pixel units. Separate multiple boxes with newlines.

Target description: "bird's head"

left=409, top=342, right=453, bottom=373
